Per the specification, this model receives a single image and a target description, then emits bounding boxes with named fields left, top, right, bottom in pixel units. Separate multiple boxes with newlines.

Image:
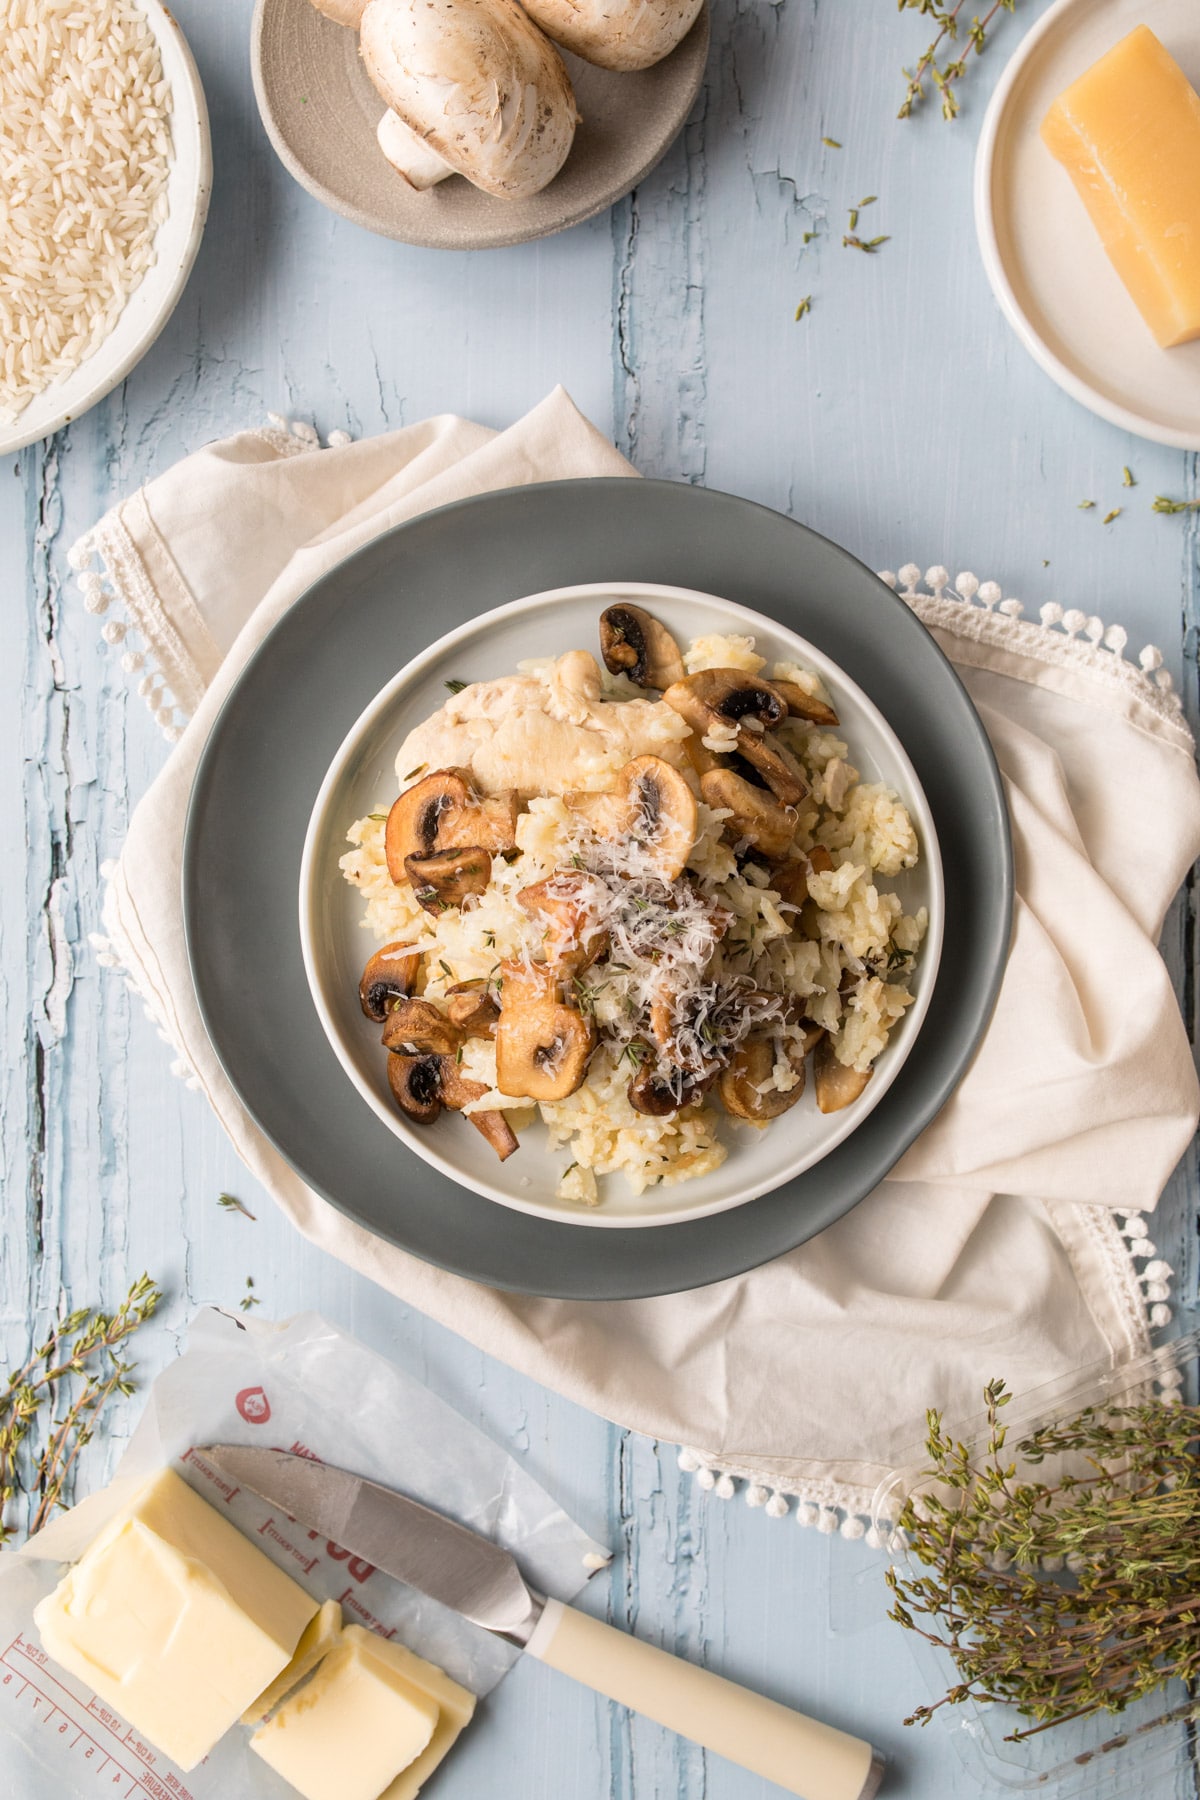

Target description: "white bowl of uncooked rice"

left=0, top=0, right=211, bottom=454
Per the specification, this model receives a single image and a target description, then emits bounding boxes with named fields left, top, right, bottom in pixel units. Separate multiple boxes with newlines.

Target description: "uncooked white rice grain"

left=0, top=0, right=172, bottom=423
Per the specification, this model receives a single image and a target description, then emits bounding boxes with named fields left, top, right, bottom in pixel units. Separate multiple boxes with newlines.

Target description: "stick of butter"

left=251, top=1623, right=476, bottom=1800
left=1041, top=25, right=1200, bottom=348
left=33, top=1467, right=319, bottom=1771
left=243, top=1598, right=345, bottom=1725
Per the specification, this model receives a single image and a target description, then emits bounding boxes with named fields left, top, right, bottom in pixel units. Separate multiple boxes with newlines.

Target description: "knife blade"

left=203, top=1445, right=883, bottom=1800
left=202, top=1444, right=542, bottom=1643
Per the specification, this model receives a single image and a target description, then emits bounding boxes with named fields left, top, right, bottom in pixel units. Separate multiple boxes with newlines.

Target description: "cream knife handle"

left=524, top=1598, right=883, bottom=1800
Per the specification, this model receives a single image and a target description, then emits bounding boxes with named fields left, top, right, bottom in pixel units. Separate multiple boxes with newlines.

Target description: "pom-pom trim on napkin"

left=67, top=415, right=351, bottom=745
left=673, top=1207, right=1176, bottom=1531
left=882, top=564, right=1189, bottom=744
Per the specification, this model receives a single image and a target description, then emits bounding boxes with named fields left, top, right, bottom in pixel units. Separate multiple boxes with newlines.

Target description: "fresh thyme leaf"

left=239, top=1277, right=260, bottom=1313
left=856, top=195, right=877, bottom=208
left=368, top=812, right=388, bottom=822
left=217, top=1192, right=257, bottom=1222
left=1152, top=495, right=1200, bottom=515
left=898, top=0, right=1022, bottom=122
left=887, top=1378, right=1200, bottom=1745
left=403, top=764, right=427, bottom=782
left=802, top=229, right=818, bottom=244
left=821, top=136, right=842, bottom=148
left=439, top=959, right=454, bottom=980
left=1122, top=466, right=1136, bottom=488
left=794, top=295, right=813, bottom=322
left=1078, top=499, right=1095, bottom=510
left=1102, top=508, right=1121, bottom=525
left=444, top=679, right=469, bottom=694
left=848, top=208, right=858, bottom=230
left=1, top=1275, right=160, bottom=1543
left=843, top=234, right=889, bottom=253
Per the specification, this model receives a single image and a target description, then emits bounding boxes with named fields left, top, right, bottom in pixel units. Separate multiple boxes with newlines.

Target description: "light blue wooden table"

left=2, top=1, right=1199, bottom=1796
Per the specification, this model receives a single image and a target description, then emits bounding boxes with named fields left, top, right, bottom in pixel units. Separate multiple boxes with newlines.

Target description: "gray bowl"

left=184, top=480, right=1012, bottom=1299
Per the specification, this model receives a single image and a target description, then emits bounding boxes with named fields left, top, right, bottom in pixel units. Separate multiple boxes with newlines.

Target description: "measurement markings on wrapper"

left=0, top=1634, right=196, bottom=1799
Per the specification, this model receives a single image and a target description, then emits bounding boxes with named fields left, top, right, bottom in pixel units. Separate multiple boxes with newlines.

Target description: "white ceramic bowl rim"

left=300, top=582, right=946, bottom=1228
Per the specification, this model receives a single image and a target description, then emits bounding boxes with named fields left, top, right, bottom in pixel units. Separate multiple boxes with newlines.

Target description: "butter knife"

left=204, top=1445, right=884, bottom=1800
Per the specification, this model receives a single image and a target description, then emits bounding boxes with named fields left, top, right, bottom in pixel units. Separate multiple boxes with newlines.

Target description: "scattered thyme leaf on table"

left=898, top=0, right=1021, bottom=122
left=0, top=1274, right=161, bottom=1544
left=1153, top=495, right=1200, bottom=515
left=886, top=1379, right=1200, bottom=1743
left=217, top=1192, right=257, bottom=1221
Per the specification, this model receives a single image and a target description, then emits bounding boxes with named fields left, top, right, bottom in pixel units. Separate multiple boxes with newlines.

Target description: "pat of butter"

left=1041, top=25, right=1200, bottom=348
left=243, top=1598, right=345, bottom=1725
left=250, top=1629, right=444, bottom=1800
left=33, top=1467, right=319, bottom=1771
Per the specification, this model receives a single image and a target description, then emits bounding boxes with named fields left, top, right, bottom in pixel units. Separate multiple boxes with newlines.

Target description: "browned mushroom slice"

left=719, top=1037, right=805, bottom=1122
left=404, top=845, right=491, bottom=914
left=435, top=1056, right=519, bottom=1162
left=444, top=982, right=500, bottom=1037
left=771, top=678, right=840, bottom=729
left=813, top=1035, right=873, bottom=1114
left=679, top=668, right=790, bottom=729
left=518, top=873, right=608, bottom=970
left=387, top=1053, right=442, bottom=1124
left=808, top=844, right=834, bottom=875
left=732, top=730, right=809, bottom=807
left=627, top=1054, right=709, bottom=1117
left=662, top=670, right=806, bottom=805
left=613, top=755, right=698, bottom=879
left=700, top=768, right=798, bottom=859
left=385, top=768, right=518, bottom=883
left=599, top=603, right=686, bottom=690
left=380, top=998, right=461, bottom=1057
left=385, top=768, right=473, bottom=881
left=495, top=961, right=595, bottom=1101
left=359, top=943, right=422, bottom=1022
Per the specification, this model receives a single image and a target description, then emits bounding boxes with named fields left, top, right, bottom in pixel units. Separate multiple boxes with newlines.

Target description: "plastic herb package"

left=871, top=1329, right=1200, bottom=1799
left=0, top=1308, right=607, bottom=1800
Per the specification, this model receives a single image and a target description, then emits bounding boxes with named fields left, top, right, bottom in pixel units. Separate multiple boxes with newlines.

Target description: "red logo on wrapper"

left=235, top=1385, right=271, bottom=1424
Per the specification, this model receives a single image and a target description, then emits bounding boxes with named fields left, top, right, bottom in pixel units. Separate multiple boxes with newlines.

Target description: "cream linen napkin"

left=74, top=389, right=1200, bottom=1527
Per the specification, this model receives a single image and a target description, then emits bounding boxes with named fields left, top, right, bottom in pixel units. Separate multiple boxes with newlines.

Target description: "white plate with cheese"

left=975, top=0, right=1200, bottom=449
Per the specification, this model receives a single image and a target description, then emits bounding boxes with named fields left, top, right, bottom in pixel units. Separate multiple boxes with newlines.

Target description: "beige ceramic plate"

left=251, top=0, right=709, bottom=251
left=975, top=0, right=1200, bottom=449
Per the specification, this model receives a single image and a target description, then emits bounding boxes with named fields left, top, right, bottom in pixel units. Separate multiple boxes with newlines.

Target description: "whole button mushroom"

left=359, top=0, right=580, bottom=200
left=521, top=0, right=704, bottom=71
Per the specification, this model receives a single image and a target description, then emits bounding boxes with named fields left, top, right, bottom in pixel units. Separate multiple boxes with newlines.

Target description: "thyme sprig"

left=887, top=1379, right=1200, bottom=1743
left=1153, top=495, right=1200, bottom=515
left=898, top=1, right=1019, bottom=121
left=0, top=1275, right=160, bottom=1544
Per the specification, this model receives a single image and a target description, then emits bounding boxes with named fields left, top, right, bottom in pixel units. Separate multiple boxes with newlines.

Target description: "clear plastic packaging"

left=868, top=1329, right=1200, bottom=1798
left=0, top=1308, right=608, bottom=1800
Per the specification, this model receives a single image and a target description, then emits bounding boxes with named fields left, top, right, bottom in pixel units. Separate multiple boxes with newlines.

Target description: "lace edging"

left=66, top=414, right=352, bottom=744
left=881, top=562, right=1192, bottom=747
left=673, top=1208, right=1174, bottom=1531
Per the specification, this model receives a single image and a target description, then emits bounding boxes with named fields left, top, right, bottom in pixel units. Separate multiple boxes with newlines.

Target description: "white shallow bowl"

left=300, top=583, right=945, bottom=1228
left=975, top=0, right=1200, bottom=451
left=0, top=0, right=211, bottom=457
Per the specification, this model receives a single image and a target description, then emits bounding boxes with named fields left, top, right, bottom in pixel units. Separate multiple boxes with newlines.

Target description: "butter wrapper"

left=0, top=1307, right=609, bottom=1800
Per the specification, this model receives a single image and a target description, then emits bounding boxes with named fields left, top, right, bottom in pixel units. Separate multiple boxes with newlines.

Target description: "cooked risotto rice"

left=342, top=634, right=927, bottom=1204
